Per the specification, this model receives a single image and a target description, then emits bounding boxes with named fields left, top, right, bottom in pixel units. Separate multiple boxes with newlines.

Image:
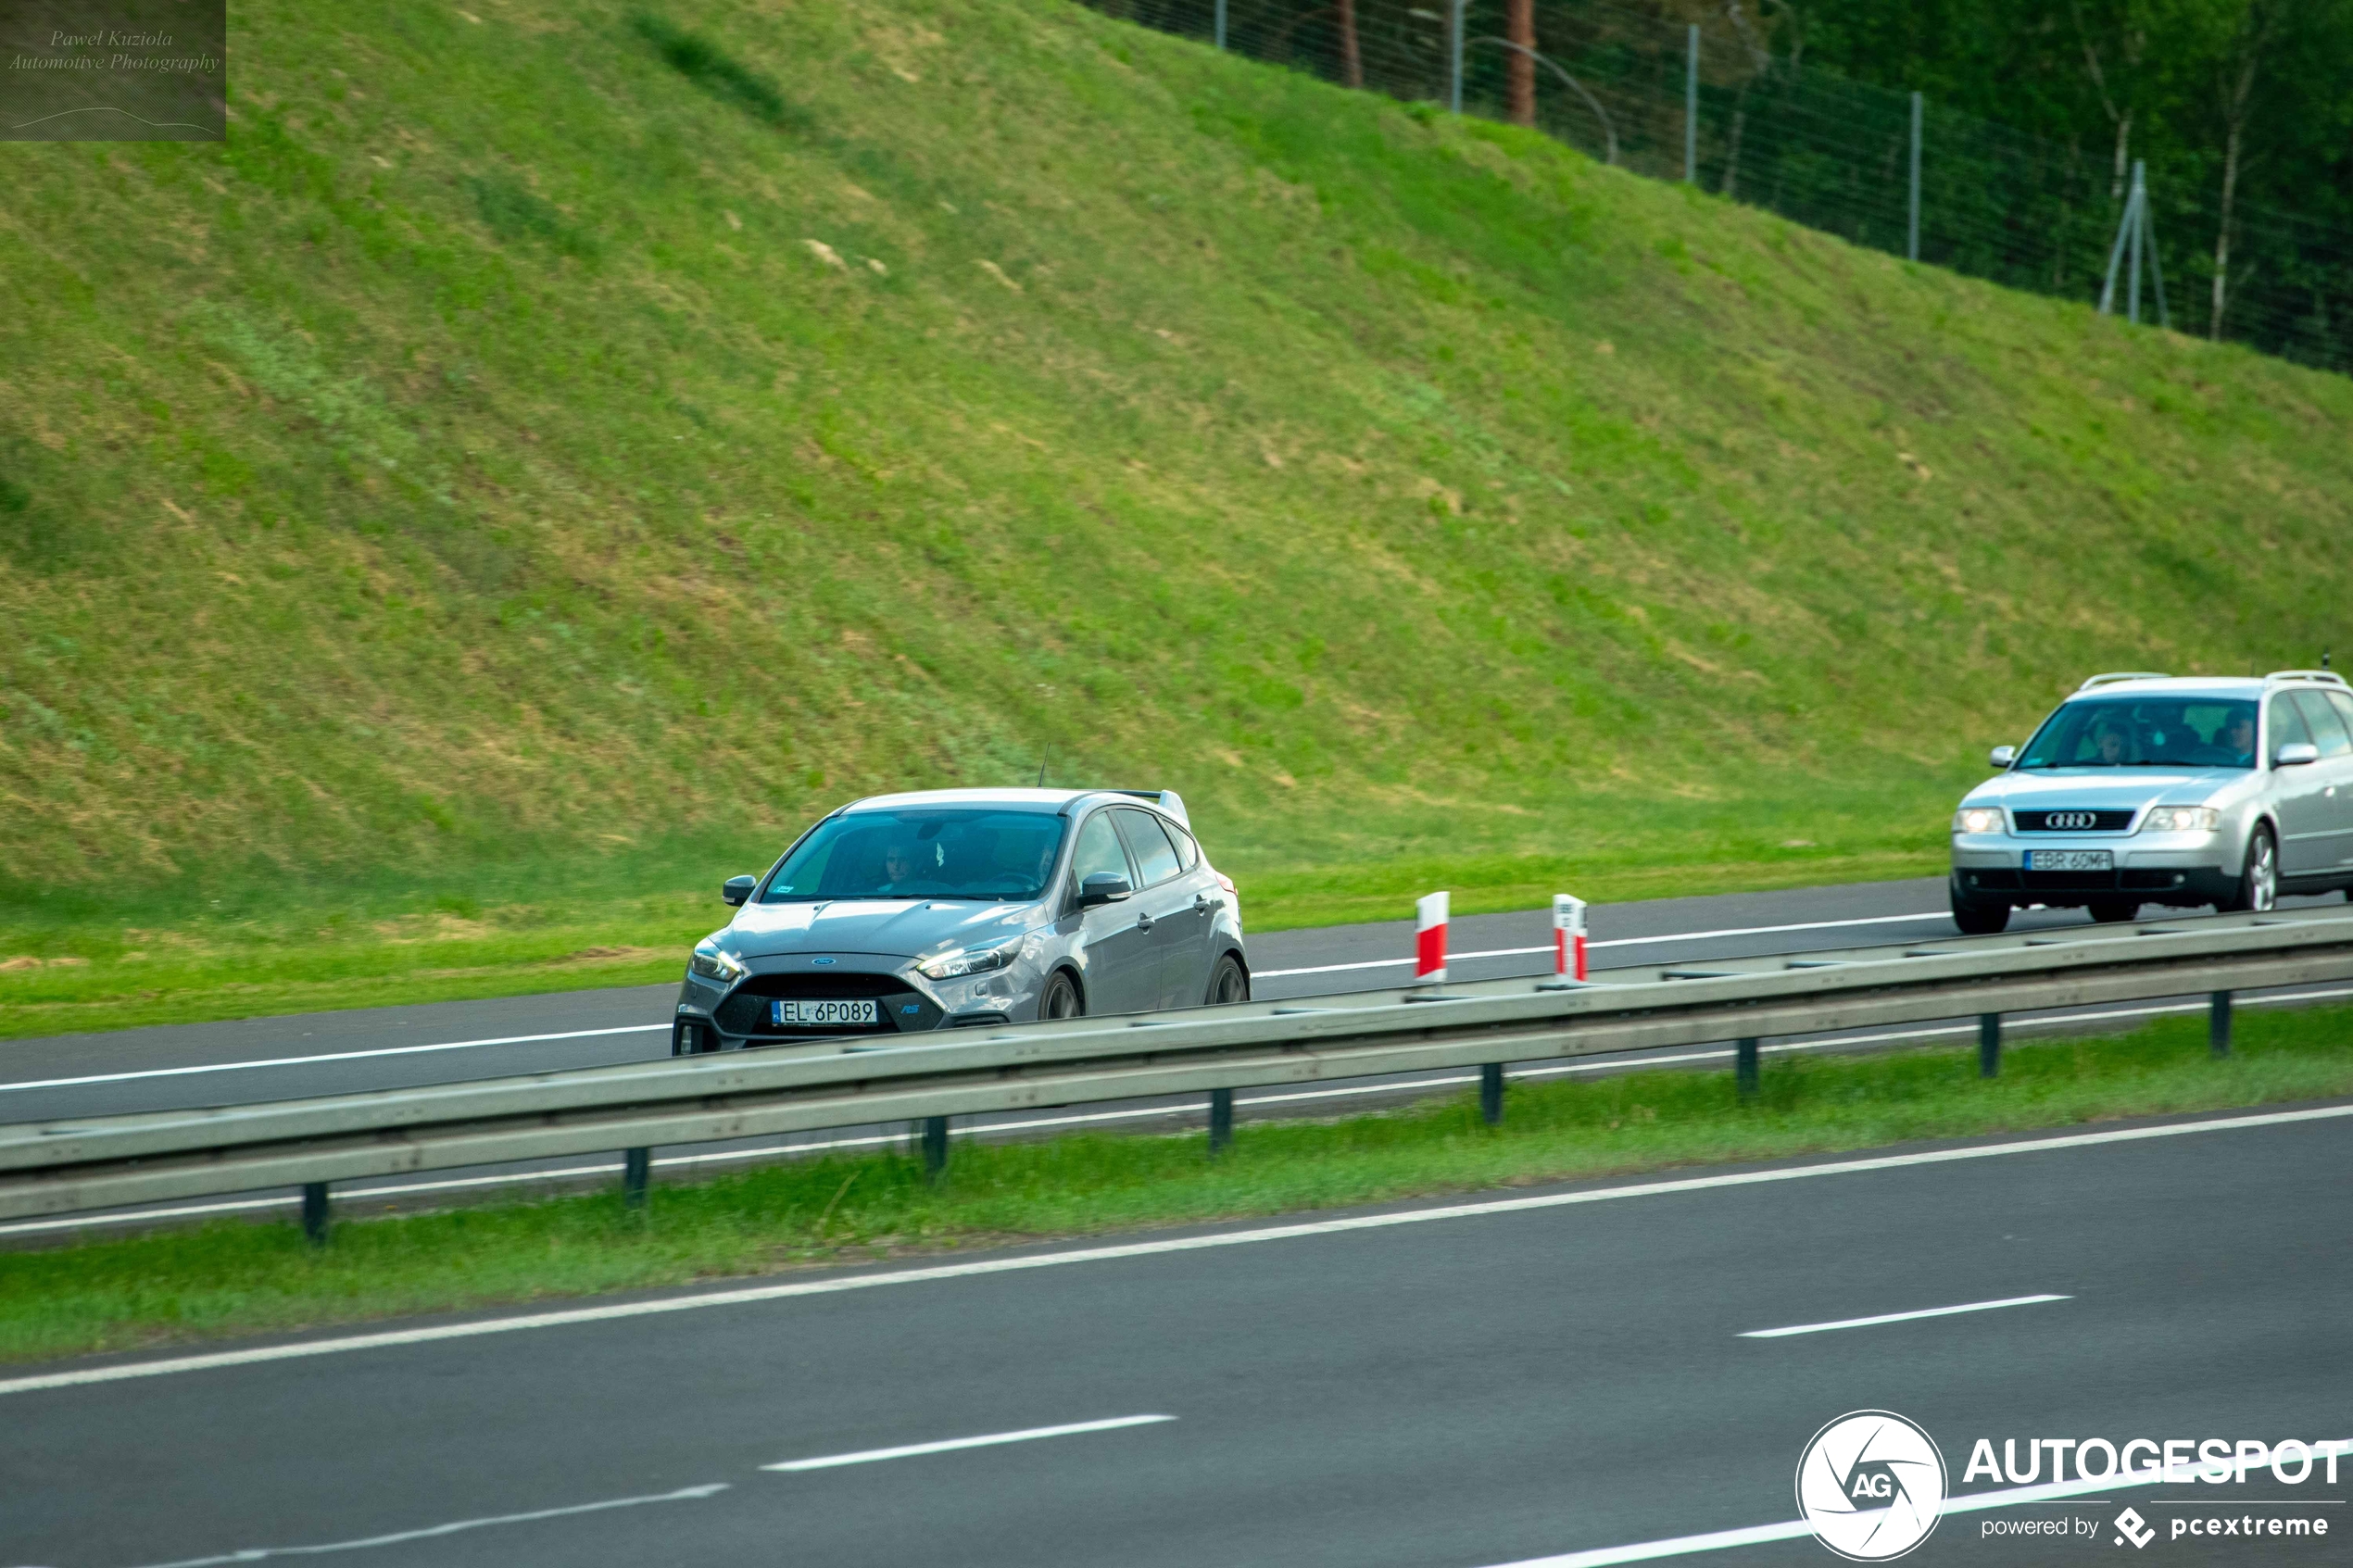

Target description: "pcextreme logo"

left=1795, top=1411, right=1947, bottom=1562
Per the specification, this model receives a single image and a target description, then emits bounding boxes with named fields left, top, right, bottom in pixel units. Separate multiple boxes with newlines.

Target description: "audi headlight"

left=1952, top=807, right=2005, bottom=835
left=917, top=939, right=1019, bottom=982
left=688, top=941, right=746, bottom=985
left=2141, top=806, right=2221, bottom=834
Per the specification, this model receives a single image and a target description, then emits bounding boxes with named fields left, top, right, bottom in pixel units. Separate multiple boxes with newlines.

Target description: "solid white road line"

left=10, top=982, right=2348, bottom=1241
left=1254, top=911, right=1954, bottom=978
left=1739, top=1292, right=2070, bottom=1338
left=5, top=1101, right=2347, bottom=1399
left=1469, top=1447, right=2353, bottom=1567
left=763, top=1414, right=1175, bottom=1472
left=123, top=1483, right=730, bottom=1568
left=0, top=1022, right=669, bottom=1094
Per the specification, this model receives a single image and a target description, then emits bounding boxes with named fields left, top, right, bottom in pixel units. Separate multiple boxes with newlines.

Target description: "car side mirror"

left=722, top=874, right=758, bottom=907
left=2274, top=742, right=2321, bottom=768
left=1989, top=746, right=2017, bottom=769
left=1078, top=872, right=1132, bottom=908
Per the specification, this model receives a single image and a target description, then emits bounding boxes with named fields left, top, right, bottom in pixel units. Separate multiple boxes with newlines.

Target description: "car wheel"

left=1204, top=953, right=1249, bottom=1007
left=2087, top=899, right=2140, bottom=924
left=1950, top=884, right=2009, bottom=935
left=2221, top=826, right=2278, bottom=913
left=1039, top=970, right=1084, bottom=1021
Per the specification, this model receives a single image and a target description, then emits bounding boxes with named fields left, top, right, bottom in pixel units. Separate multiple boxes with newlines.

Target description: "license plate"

left=771, top=998, right=878, bottom=1027
left=2026, top=849, right=2113, bottom=872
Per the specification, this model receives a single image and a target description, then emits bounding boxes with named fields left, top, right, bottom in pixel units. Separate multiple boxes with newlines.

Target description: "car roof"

left=2065, top=671, right=2351, bottom=702
left=839, top=787, right=1191, bottom=825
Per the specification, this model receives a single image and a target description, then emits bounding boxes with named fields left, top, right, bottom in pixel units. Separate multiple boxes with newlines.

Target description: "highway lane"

left=6, top=1105, right=2347, bottom=1568
left=0, top=877, right=2057, bottom=1120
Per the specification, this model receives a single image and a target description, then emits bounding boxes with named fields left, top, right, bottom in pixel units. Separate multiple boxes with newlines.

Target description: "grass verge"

left=4, top=1002, right=2347, bottom=1367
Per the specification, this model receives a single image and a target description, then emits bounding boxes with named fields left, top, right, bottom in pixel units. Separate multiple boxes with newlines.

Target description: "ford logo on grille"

left=2048, top=811, right=2098, bottom=830
left=812, top=957, right=837, bottom=966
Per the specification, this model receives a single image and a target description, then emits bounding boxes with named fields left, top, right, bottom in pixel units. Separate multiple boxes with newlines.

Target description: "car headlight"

left=1952, top=807, right=2005, bottom=835
left=2141, top=806, right=2221, bottom=834
left=688, top=942, right=746, bottom=985
left=917, top=939, right=1019, bottom=982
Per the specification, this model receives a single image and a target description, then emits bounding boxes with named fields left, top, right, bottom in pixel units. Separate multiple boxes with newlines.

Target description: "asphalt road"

left=6, top=1105, right=2347, bottom=1568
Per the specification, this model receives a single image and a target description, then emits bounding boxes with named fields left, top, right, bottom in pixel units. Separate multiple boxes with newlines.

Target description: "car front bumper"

left=672, top=960, right=1039, bottom=1054
left=1952, top=833, right=2235, bottom=907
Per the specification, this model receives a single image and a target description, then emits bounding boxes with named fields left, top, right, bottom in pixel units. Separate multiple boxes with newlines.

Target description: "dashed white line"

left=4, top=1102, right=2347, bottom=1398
left=1740, top=1293, right=2070, bottom=1338
left=762, top=1414, right=1174, bottom=1472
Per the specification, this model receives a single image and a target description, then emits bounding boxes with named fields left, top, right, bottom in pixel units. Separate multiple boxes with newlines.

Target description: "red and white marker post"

left=1553, top=893, right=1589, bottom=982
left=1415, top=891, right=1449, bottom=985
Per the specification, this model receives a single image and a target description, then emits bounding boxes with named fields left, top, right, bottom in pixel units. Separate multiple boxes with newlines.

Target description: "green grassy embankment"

left=3, top=0, right=2348, bottom=1035
left=3, top=1004, right=2347, bottom=1365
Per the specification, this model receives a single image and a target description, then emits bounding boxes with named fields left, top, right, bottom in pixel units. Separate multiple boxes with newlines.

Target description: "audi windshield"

left=2016, top=697, right=2259, bottom=770
left=759, top=807, right=1067, bottom=902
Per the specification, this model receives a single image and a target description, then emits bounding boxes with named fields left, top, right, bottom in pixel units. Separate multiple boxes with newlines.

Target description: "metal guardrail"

left=6, top=906, right=2352, bottom=1232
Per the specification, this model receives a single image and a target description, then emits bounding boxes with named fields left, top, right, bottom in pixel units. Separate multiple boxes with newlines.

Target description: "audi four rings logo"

left=2047, top=811, right=2098, bottom=830
left=1795, top=1411, right=1947, bottom=1561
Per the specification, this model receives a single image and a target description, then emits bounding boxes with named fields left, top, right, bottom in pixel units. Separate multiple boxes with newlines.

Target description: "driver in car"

left=876, top=842, right=931, bottom=896
left=2217, top=712, right=2257, bottom=766
left=2088, top=716, right=2133, bottom=764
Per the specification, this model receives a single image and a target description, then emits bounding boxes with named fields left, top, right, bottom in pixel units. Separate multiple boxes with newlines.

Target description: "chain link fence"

left=1092, top=0, right=2351, bottom=376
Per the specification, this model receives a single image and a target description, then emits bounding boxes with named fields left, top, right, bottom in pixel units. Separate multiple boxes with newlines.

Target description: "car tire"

left=2219, top=826, right=2279, bottom=914
left=2087, top=899, right=2140, bottom=924
left=1950, top=884, right=2009, bottom=935
left=1039, top=970, right=1084, bottom=1021
left=1204, top=953, right=1249, bottom=1007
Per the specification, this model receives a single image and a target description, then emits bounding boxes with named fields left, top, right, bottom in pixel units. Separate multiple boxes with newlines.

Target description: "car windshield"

left=760, top=808, right=1066, bottom=902
left=2015, top=696, right=2259, bottom=770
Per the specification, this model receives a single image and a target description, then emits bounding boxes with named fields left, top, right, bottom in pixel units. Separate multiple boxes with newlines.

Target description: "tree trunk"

left=1337, top=0, right=1362, bottom=89
left=1505, top=0, right=1535, bottom=125
left=2210, top=118, right=2243, bottom=339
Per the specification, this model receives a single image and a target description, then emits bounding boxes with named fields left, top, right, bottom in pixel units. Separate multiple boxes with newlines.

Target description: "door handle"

left=1136, top=912, right=1154, bottom=932
left=1193, top=894, right=1214, bottom=915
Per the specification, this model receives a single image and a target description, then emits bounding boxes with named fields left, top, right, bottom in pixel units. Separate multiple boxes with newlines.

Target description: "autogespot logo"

left=1795, top=1411, right=1948, bottom=1562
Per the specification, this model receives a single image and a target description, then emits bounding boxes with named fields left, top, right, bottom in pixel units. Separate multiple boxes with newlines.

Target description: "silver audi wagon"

left=1949, top=671, right=2353, bottom=934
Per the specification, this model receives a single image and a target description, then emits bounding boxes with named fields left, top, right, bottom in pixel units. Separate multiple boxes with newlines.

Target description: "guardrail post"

left=300, top=1181, right=330, bottom=1246
left=1479, top=1063, right=1504, bottom=1125
left=1208, top=1087, right=1234, bottom=1155
left=1735, top=1038, right=1759, bottom=1098
left=920, top=1115, right=950, bottom=1181
left=2209, top=990, right=2233, bottom=1057
left=623, top=1147, right=651, bottom=1208
left=1979, top=1013, right=2002, bottom=1078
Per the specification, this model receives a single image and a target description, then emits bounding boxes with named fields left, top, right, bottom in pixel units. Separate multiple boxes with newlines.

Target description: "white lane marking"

left=1740, top=1292, right=2070, bottom=1338
left=0, top=1023, right=669, bottom=1094
left=763, top=1413, right=1174, bottom=1473
left=1467, top=1446, right=2353, bottom=1567
left=5, top=1101, right=2347, bottom=1398
left=12, top=983, right=2349, bottom=1239
left=1254, top=910, right=1956, bottom=977
left=123, top=1483, right=729, bottom=1568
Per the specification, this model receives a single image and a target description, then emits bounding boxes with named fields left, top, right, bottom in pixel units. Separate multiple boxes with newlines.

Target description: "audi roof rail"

left=2264, top=669, right=2350, bottom=688
left=2076, top=671, right=2172, bottom=690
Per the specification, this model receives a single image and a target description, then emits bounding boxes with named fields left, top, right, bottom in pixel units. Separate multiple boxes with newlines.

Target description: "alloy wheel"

left=2251, top=833, right=2277, bottom=912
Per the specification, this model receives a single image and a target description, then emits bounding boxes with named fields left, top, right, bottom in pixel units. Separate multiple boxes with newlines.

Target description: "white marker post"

left=1553, top=894, right=1588, bottom=981
left=1415, top=891, right=1449, bottom=985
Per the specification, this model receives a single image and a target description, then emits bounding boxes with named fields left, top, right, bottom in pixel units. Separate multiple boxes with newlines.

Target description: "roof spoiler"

left=1105, top=789, right=1189, bottom=827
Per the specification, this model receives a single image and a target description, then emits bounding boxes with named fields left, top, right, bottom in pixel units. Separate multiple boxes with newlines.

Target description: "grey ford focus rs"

left=672, top=787, right=1249, bottom=1054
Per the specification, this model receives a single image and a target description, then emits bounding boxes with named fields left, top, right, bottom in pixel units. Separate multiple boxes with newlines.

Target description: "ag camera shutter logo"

left=1795, top=1411, right=1947, bottom=1561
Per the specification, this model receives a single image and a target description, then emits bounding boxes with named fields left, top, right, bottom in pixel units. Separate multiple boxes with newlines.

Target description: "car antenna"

left=2324, top=649, right=2334, bottom=670
left=1036, top=746, right=1051, bottom=787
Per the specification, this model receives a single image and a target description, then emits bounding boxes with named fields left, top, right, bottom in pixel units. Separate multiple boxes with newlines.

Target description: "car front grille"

left=714, top=970, right=942, bottom=1038
left=2014, top=809, right=2136, bottom=833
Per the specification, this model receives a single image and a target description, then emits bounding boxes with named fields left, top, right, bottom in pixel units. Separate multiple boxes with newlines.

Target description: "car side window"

left=1070, top=812, right=1132, bottom=893
left=2292, top=691, right=2353, bottom=759
left=1167, top=822, right=1200, bottom=872
left=2269, top=695, right=2313, bottom=756
left=1114, top=809, right=1184, bottom=888
left=2330, top=691, right=2353, bottom=746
